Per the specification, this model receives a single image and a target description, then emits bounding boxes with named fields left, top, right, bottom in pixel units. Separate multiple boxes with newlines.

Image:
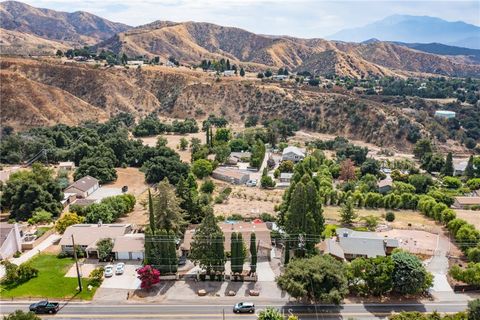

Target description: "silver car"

left=233, top=302, right=255, bottom=313
left=104, top=265, right=114, bottom=277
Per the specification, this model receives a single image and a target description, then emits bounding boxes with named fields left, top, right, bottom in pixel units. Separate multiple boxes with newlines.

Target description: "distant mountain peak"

left=329, top=15, right=480, bottom=49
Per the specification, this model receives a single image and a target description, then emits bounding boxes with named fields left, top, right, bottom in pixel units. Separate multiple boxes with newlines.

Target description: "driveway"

left=426, top=233, right=454, bottom=294
left=101, top=263, right=142, bottom=290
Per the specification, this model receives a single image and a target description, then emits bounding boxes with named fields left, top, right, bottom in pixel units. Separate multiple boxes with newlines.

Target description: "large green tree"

left=391, top=250, right=433, bottom=294
left=442, top=152, right=454, bottom=176
left=189, top=208, right=225, bottom=273
left=277, top=255, right=348, bottom=304
left=340, top=197, right=357, bottom=225
left=152, top=178, right=185, bottom=234
left=348, top=256, right=394, bottom=296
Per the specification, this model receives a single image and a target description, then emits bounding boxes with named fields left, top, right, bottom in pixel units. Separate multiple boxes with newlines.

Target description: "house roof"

left=181, top=222, right=272, bottom=252
left=230, top=152, right=252, bottom=159
left=453, top=160, right=468, bottom=172
left=112, top=234, right=144, bottom=253
left=59, top=224, right=131, bottom=247
left=282, top=146, right=305, bottom=157
left=455, top=196, right=480, bottom=205
left=66, top=176, right=99, bottom=192
left=0, top=223, right=15, bottom=247
left=59, top=161, right=75, bottom=167
left=212, top=167, right=250, bottom=180
left=378, top=179, right=393, bottom=189
left=74, top=199, right=97, bottom=206
left=331, top=228, right=399, bottom=258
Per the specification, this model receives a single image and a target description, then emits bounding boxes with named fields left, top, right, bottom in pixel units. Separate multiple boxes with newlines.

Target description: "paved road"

left=0, top=301, right=468, bottom=319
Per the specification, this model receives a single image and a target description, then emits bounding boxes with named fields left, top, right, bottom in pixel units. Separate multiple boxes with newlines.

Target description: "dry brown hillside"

left=0, top=1, right=130, bottom=45
left=1, top=57, right=435, bottom=151
left=97, top=21, right=480, bottom=78
left=0, top=28, right=69, bottom=55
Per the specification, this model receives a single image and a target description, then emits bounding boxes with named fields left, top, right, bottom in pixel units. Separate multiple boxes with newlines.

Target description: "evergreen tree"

left=250, top=233, right=257, bottom=274
left=148, top=188, right=155, bottom=235
left=153, top=178, right=185, bottom=234
left=240, top=67, right=245, bottom=77
left=176, top=175, right=203, bottom=223
left=189, top=208, right=225, bottom=274
left=231, top=232, right=244, bottom=274
left=284, top=238, right=290, bottom=265
left=205, top=125, right=210, bottom=147
left=442, top=152, right=454, bottom=176
left=465, top=155, right=475, bottom=179
left=226, top=59, right=231, bottom=70
left=340, top=197, right=357, bottom=225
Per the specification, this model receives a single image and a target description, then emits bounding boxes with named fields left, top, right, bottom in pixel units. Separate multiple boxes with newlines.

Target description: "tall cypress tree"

left=148, top=188, right=155, bottom=235
left=237, top=233, right=245, bottom=274
left=443, top=152, right=454, bottom=176
left=250, top=233, right=257, bottom=274
left=231, top=232, right=239, bottom=274
left=465, top=155, right=475, bottom=179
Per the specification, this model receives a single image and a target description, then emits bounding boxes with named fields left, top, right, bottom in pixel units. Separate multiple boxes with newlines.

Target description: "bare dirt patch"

left=102, top=168, right=148, bottom=196
left=213, top=181, right=283, bottom=218
left=454, top=209, right=480, bottom=229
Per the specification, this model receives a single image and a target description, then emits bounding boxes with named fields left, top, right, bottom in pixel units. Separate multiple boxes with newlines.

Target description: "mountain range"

left=329, top=14, right=480, bottom=50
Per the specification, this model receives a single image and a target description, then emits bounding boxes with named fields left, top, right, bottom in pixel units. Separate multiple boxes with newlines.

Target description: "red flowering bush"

left=137, top=265, right=160, bottom=289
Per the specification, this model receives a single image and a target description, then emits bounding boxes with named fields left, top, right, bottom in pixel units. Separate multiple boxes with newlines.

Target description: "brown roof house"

left=59, top=223, right=142, bottom=259
left=212, top=167, right=250, bottom=185
left=318, top=228, right=399, bottom=261
left=453, top=196, right=480, bottom=209
left=64, top=176, right=99, bottom=198
left=378, top=178, right=393, bottom=194
left=181, top=222, right=272, bottom=258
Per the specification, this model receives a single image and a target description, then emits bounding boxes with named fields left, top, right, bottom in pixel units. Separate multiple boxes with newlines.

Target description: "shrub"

left=1, top=261, right=38, bottom=286
left=200, top=179, right=215, bottom=194
left=259, top=212, right=276, bottom=222
left=88, top=266, right=105, bottom=287
left=226, top=214, right=243, bottom=221
left=385, top=211, right=395, bottom=222
left=27, top=210, right=53, bottom=225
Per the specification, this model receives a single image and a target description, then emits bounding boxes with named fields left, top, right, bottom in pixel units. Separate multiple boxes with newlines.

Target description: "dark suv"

left=233, top=302, right=255, bottom=313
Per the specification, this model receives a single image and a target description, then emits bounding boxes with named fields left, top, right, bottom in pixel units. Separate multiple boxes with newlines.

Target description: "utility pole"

left=71, top=235, right=83, bottom=292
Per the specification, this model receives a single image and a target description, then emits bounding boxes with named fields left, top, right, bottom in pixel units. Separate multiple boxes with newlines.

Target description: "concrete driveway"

left=101, top=263, right=142, bottom=290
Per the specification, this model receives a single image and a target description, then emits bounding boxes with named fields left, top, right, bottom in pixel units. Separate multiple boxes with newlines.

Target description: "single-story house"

left=64, top=176, right=99, bottom=198
left=453, top=159, right=468, bottom=176
left=0, top=223, right=23, bottom=259
left=58, top=161, right=75, bottom=171
left=59, top=224, right=134, bottom=259
left=112, top=234, right=144, bottom=261
left=378, top=178, right=393, bottom=193
left=273, top=75, right=288, bottom=81
left=212, top=167, right=250, bottom=185
left=181, top=222, right=272, bottom=258
left=318, top=228, right=399, bottom=261
left=127, top=60, right=144, bottom=66
left=223, top=70, right=235, bottom=76
left=279, top=172, right=293, bottom=183
left=453, top=196, right=480, bottom=209
left=282, top=146, right=305, bottom=163
left=86, top=187, right=123, bottom=202
left=227, top=151, right=252, bottom=165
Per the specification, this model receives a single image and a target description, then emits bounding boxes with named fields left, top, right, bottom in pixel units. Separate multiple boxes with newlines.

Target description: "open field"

left=103, top=167, right=148, bottom=196
left=213, top=182, right=283, bottom=218
left=323, top=206, right=442, bottom=231
left=454, top=209, right=480, bottom=229
left=0, top=254, right=96, bottom=300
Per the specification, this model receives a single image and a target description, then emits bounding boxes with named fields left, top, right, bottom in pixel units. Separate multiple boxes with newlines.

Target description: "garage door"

left=117, top=252, right=130, bottom=260
left=131, top=252, right=144, bottom=260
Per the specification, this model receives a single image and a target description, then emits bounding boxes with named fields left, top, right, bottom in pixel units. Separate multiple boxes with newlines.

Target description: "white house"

left=453, top=159, right=468, bottom=176
left=281, top=146, right=305, bottom=162
left=0, top=223, right=23, bottom=259
left=127, top=60, right=144, bottom=66
left=435, top=110, right=456, bottom=119
left=64, top=176, right=99, bottom=198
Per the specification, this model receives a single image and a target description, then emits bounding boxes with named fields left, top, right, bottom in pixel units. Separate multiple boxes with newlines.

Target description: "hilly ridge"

left=97, top=20, right=480, bottom=78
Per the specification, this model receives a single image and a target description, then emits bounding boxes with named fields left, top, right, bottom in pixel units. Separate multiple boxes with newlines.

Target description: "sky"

left=20, top=0, right=480, bottom=38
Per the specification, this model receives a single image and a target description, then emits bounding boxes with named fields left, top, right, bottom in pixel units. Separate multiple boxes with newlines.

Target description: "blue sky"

left=21, top=0, right=480, bottom=38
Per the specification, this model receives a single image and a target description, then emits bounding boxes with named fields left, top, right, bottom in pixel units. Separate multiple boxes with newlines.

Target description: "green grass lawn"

left=0, top=254, right=97, bottom=300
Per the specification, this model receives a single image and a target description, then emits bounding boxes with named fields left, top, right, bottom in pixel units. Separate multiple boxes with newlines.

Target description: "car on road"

left=115, top=262, right=125, bottom=275
left=104, top=264, right=114, bottom=277
left=245, top=179, right=257, bottom=187
left=233, top=302, right=255, bottom=313
left=29, top=301, right=59, bottom=314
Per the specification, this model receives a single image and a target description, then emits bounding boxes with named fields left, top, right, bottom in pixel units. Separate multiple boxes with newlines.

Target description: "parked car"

left=178, top=256, right=187, bottom=266
left=246, top=179, right=257, bottom=187
left=29, top=301, right=59, bottom=314
left=115, top=262, right=125, bottom=275
left=104, top=265, right=114, bottom=277
left=233, top=302, right=255, bottom=313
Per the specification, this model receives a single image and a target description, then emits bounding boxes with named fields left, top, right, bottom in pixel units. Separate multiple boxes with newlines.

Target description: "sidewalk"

left=0, top=234, right=61, bottom=278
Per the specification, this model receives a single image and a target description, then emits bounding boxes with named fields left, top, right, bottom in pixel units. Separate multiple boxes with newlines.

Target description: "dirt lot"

left=454, top=209, right=480, bottom=229
left=102, top=168, right=148, bottom=196
left=213, top=181, right=283, bottom=218
left=141, top=132, right=206, bottom=163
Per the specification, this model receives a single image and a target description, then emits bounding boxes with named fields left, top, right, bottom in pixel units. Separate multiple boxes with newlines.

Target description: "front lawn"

left=0, top=254, right=97, bottom=300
